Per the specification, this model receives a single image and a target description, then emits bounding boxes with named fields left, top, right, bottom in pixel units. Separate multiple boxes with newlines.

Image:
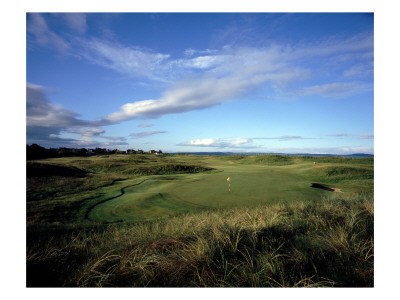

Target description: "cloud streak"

left=360, top=133, right=374, bottom=139
left=138, top=123, right=154, bottom=128
left=62, top=13, right=87, bottom=34
left=254, top=136, right=316, bottom=141
left=290, top=82, right=372, bottom=98
left=178, top=138, right=256, bottom=149
left=76, top=38, right=172, bottom=82
left=178, top=135, right=316, bottom=149
left=130, top=131, right=167, bottom=138
left=27, top=13, right=70, bottom=53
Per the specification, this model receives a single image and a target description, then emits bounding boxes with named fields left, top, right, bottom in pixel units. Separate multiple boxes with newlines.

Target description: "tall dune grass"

left=27, top=192, right=373, bottom=287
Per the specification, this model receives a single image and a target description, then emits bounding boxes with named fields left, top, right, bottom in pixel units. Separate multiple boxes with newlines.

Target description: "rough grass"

left=121, top=164, right=213, bottom=176
left=27, top=192, right=373, bottom=287
left=218, top=154, right=373, bottom=166
left=322, top=166, right=374, bottom=181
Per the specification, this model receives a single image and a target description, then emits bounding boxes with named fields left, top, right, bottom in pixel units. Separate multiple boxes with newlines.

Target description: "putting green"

left=88, top=161, right=330, bottom=222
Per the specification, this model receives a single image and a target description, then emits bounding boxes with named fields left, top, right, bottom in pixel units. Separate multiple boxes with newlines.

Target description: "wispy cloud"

left=178, top=137, right=255, bottom=149
left=327, top=133, right=374, bottom=139
left=360, top=133, right=374, bottom=139
left=27, top=13, right=70, bottom=53
left=27, top=14, right=373, bottom=151
left=290, top=82, right=372, bottom=98
left=178, top=135, right=317, bottom=149
left=75, top=37, right=171, bottom=82
left=101, top=45, right=308, bottom=122
left=28, top=14, right=373, bottom=124
left=264, top=146, right=374, bottom=155
left=66, top=127, right=105, bottom=137
left=254, top=136, right=316, bottom=141
left=138, top=123, right=154, bottom=128
left=343, top=62, right=374, bottom=78
left=99, top=36, right=373, bottom=122
left=130, top=131, right=167, bottom=138
left=62, top=13, right=87, bottom=35
left=327, top=133, right=350, bottom=137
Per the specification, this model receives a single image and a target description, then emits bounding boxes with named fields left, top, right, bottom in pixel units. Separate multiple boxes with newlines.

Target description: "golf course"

left=27, top=153, right=374, bottom=287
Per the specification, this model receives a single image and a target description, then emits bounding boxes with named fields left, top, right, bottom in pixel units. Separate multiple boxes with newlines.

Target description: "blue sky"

left=26, top=13, right=374, bottom=154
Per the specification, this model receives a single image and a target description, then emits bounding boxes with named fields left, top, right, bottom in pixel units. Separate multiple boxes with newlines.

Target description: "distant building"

left=137, top=149, right=144, bottom=154
left=127, top=149, right=136, bottom=154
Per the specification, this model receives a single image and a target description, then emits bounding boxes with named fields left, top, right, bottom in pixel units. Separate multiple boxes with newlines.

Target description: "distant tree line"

left=26, top=144, right=162, bottom=160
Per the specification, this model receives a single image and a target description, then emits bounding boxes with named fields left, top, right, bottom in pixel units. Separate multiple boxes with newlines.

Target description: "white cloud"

left=138, top=123, right=154, bottom=128
left=343, top=63, right=374, bottom=78
left=184, top=48, right=196, bottom=56
left=99, top=37, right=373, bottom=123
left=291, top=82, right=372, bottom=98
left=27, top=13, right=70, bottom=52
left=178, top=135, right=319, bottom=150
left=178, top=137, right=255, bottom=149
left=291, top=32, right=374, bottom=61
left=360, top=133, right=374, bottom=139
left=264, top=146, right=374, bottom=155
left=76, top=38, right=171, bottom=82
left=26, top=16, right=374, bottom=152
left=187, top=138, right=219, bottom=146
left=180, top=55, right=226, bottom=69
left=102, top=46, right=308, bottom=123
left=62, top=13, right=87, bottom=34
left=327, top=133, right=350, bottom=137
left=130, top=131, right=167, bottom=138
left=253, top=135, right=315, bottom=141
left=27, top=14, right=373, bottom=121
left=66, top=127, right=105, bottom=137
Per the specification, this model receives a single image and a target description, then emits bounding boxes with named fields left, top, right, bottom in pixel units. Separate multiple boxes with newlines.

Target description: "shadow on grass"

left=310, top=183, right=335, bottom=192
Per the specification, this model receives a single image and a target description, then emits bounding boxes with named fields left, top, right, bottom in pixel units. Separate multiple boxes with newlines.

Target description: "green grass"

left=26, top=154, right=374, bottom=287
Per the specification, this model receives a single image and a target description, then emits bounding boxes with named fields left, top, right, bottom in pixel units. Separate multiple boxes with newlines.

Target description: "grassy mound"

left=218, top=154, right=294, bottom=165
left=121, top=164, right=214, bottom=176
left=241, top=155, right=293, bottom=165
left=319, top=166, right=373, bottom=182
left=27, top=162, right=87, bottom=177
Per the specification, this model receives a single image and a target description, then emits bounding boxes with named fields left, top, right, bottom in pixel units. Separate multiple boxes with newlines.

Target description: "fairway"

left=81, top=155, right=371, bottom=223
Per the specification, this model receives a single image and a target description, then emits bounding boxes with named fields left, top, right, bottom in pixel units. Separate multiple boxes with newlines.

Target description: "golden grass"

left=27, top=192, right=373, bottom=287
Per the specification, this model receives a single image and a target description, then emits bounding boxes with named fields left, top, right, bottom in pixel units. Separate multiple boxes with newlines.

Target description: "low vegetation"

left=26, top=153, right=374, bottom=287
left=27, top=192, right=373, bottom=287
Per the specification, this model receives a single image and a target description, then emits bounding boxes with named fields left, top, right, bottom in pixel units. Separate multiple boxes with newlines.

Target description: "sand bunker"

left=310, top=183, right=342, bottom=192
